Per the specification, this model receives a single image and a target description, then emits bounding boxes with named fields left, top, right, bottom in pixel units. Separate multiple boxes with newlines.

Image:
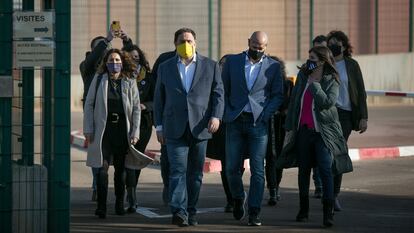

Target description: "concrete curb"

left=71, top=130, right=414, bottom=173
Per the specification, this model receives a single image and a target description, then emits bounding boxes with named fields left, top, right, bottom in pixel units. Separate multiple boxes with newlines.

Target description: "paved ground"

left=70, top=104, right=414, bottom=232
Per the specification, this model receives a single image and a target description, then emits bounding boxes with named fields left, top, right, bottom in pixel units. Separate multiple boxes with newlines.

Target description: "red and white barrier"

left=366, top=90, right=414, bottom=98
left=71, top=131, right=414, bottom=173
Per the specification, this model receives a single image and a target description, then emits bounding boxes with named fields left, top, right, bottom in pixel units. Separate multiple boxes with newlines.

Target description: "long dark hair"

left=301, top=46, right=339, bottom=82
left=123, top=44, right=151, bottom=72
left=97, top=48, right=137, bottom=78
left=327, top=30, right=353, bottom=57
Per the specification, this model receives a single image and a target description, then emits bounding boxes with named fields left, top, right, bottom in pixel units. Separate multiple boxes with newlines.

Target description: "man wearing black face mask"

left=222, top=31, right=284, bottom=226
left=327, top=30, right=368, bottom=212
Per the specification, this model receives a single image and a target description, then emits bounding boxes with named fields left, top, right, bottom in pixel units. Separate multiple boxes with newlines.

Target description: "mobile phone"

left=111, top=21, right=121, bottom=36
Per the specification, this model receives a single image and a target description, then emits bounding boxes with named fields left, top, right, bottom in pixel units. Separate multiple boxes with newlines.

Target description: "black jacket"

left=79, top=38, right=133, bottom=108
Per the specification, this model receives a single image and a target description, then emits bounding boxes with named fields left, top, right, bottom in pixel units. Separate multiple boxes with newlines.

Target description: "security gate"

left=0, top=0, right=71, bottom=232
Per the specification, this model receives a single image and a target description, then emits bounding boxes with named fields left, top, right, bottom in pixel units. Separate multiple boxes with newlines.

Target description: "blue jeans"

left=312, top=167, right=322, bottom=189
left=225, top=113, right=268, bottom=214
left=166, top=125, right=207, bottom=216
left=297, top=126, right=334, bottom=201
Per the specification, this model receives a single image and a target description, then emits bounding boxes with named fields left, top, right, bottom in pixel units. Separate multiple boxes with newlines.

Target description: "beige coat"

left=83, top=73, right=141, bottom=168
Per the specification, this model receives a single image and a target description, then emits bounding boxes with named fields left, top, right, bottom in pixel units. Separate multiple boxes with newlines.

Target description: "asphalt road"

left=71, top=149, right=414, bottom=233
left=70, top=104, right=414, bottom=232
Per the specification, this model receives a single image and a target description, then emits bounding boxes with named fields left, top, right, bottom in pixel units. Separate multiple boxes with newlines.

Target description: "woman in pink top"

left=282, top=46, right=349, bottom=227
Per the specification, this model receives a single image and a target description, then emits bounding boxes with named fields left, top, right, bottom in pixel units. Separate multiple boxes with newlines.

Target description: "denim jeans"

left=297, top=126, right=334, bottom=201
left=166, top=125, right=207, bottom=216
left=312, top=167, right=323, bottom=189
left=225, top=113, right=268, bottom=214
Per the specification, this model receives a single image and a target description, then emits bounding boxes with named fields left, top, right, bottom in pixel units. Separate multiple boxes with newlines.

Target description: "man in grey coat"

left=222, top=31, right=284, bottom=226
left=154, top=28, right=224, bottom=227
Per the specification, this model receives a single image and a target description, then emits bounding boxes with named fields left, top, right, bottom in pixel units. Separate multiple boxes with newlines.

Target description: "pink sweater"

left=299, top=87, right=315, bottom=129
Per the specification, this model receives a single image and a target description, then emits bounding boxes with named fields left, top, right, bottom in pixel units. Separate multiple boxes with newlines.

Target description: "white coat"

left=83, top=73, right=141, bottom=168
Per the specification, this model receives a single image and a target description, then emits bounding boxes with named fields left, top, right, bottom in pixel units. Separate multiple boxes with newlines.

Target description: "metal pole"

left=208, top=0, right=213, bottom=58
left=136, top=0, right=140, bottom=45
left=375, top=0, right=378, bottom=54
left=49, top=0, right=71, bottom=232
left=309, top=0, right=314, bottom=49
left=217, top=0, right=222, bottom=59
left=409, top=0, right=413, bottom=52
left=106, top=0, right=111, bottom=33
left=297, top=0, right=301, bottom=60
left=22, top=0, right=35, bottom=166
left=0, top=0, right=13, bottom=232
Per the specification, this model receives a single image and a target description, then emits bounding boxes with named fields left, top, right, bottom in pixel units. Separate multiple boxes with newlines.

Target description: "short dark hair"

left=174, top=28, right=196, bottom=43
left=327, top=30, right=353, bottom=57
left=312, top=35, right=327, bottom=45
left=90, top=36, right=106, bottom=49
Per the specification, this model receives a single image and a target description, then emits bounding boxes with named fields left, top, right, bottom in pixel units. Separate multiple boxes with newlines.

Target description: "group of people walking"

left=81, top=26, right=367, bottom=228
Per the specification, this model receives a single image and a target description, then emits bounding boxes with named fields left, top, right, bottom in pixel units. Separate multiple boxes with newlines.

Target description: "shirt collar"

left=244, top=50, right=265, bottom=64
left=177, top=53, right=197, bottom=65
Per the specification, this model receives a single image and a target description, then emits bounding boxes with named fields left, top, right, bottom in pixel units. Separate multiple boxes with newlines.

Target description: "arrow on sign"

left=34, top=27, right=49, bottom=33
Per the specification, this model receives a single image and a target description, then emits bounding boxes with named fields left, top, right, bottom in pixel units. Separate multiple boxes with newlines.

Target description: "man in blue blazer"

left=222, top=31, right=284, bottom=226
left=154, top=28, right=224, bottom=227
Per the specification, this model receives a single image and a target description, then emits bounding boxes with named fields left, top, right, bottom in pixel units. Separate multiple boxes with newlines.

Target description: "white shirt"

left=243, top=52, right=264, bottom=112
left=335, top=60, right=352, bottom=111
left=177, top=54, right=197, bottom=93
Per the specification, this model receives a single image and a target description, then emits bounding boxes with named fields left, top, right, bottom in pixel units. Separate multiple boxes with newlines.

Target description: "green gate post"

left=208, top=0, right=213, bottom=59
left=296, top=0, right=301, bottom=60
left=309, top=0, right=314, bottom=49
left=47, top=1, right=71, bottom=232
left=136, top=0, right=140, bottom=45
left=0, top=1, right=13, bottom=232
left=409, top=0, right=413, bottom=52
left=22, top=0, right=35, bottom=166
left=375, top=0, right=379, bottom=54
left=217, top=0, right=222, bottom=59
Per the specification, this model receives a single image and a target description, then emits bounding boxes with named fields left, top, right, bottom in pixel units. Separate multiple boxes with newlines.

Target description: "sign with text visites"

left=14, top=41, right=55, bottom=68
left=13, top=11, right=54, bottom=38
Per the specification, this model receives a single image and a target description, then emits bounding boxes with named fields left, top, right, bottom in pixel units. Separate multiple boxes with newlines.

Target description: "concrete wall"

left=70, top=52, right=414, bottom=110
left=285, top=52, right=414, bottom=105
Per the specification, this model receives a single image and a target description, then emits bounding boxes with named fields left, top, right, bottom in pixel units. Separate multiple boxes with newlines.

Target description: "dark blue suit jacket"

left=154, top=53, right=224, bottom=140
left=222, top=53, right=284, bottom=124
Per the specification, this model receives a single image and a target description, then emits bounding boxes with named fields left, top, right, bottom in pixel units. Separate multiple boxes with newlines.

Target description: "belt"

left=300, top=124, right=316, bottom=132
left=239, top=112, right=254, bottom=118
left=108, top=113, right=124, bottom=123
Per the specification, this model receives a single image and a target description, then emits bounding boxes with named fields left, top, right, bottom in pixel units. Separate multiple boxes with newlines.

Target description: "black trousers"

left=334, top=108, right=353, bottom=195
left=265, top=114, right=285, bottom=190
left=126, top=113, right=153, bottom=188
left=99, top=117, right=129, bottom=201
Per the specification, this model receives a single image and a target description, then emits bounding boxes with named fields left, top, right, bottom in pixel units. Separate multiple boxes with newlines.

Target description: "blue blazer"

left=222, top=53, right=284, bottom=124
left=154, top=54, right=224, bottom=140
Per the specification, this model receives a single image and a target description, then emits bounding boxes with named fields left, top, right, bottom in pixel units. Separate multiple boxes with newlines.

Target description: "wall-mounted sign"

left=14, top=41, right=55, bottom=68
left=13, top=11, right=54, bottom=38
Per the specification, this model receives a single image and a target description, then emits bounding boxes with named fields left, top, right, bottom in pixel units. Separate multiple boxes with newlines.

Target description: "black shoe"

left=334, top=198, right=342, bottom=211
left=268, top=189, right=277, bottom=206
left=224, top=203, right=234, bottom=213
left=313, top=187, right=322, bottom=199
left=127, top=206, right=136, bottom=213
left=296, top=210, right=309, bottom=222
left=248, top=214, right=262, bottom=226
left=95, top=208, right=106, bottom=219
left=188, top=215, right=198, bottom=226
left=268, top=197, right=277, bottom=206
left=233, top=192, right=247, bottom=220
left=172, top=212, right=189, bottom=227
left=115, top=200, right=125, bottom=215
left=296, top=195, right=309, bottom=222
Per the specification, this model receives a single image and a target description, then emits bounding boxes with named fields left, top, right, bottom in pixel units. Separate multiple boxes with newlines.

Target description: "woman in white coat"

left=83, top=48, right=141, bottom=218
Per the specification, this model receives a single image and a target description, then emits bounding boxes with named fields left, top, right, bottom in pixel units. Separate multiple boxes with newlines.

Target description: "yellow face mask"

left=176, top=42, right=194, bottom=59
